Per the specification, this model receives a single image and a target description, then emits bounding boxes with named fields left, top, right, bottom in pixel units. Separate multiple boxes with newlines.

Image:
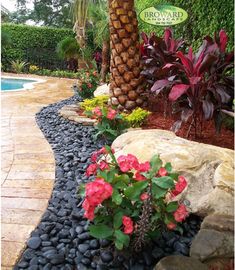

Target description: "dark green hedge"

left=2, top=23, right=74, bottom=70
left=136, top=0, right=234, bottom=51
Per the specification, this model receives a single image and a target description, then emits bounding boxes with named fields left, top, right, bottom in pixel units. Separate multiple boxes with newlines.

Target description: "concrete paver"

left=1, top=73, right=74, bottom=268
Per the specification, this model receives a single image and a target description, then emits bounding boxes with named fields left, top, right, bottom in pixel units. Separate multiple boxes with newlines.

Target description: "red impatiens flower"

left=167, top=222, right=177, bottom=230
left=107, top=108, right=117, bottom=120
left=122, top=216, right=134, bottom=234
left=138, top=161, right=150, bottom=172
left=92, top=106, right=102, bottom=117
left=117, top=154, right=139, bottom=172
left=99, top=161, right=109, bottom=171
left=91, top=152, right=98, bottom=163
left=171, top=176, right=187, bottom=197
left=83, top=178, right=113, bottom=220
left=158, top=167, right=168, bottom=176
left=86, top=163, right=98, bottom=176
left=173, top=204, right=188, bottom=222
left=134, top=171, right=146, bottom=181
left=140, top=193, right=149, bottom=201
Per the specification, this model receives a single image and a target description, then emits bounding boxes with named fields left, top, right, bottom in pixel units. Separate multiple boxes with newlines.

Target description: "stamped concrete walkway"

left=1, top=73, right=75, bottom=269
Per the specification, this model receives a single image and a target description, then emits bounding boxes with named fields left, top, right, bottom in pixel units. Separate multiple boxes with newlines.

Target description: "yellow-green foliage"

left=123, top=108, right=151, bottom=128
left=80, top=95, right=109, bottom=112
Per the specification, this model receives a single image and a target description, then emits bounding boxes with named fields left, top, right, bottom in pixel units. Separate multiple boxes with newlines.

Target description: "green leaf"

left=113, top=211, right=123, bottom=229
left=77, top=183, right=85, bottom=197
left=97, top=170, right=108, bottom=182
left=166, top=202, right=178, bottom=212
left=114, top=230, right=130, bottom=248
left=89, top=224, right=113, bottom=239
left=165, top=162, right=172, bottom=173
left=152, top=176, right=174, bottom=189
left=124, top=181, right=148, bottom=201
left=104, top=145, right=117, bottom=164
left=150, top=155, right=162, bottom=176
left=151, top=212, right=161, bottom=222
left=169, top=173, right=179, bottom=180
left=112, top=189, right=123, bottom=205
left=152, top=183, right=167, bottom=199
left=115, top=239, right=123, bottom=250
left=114, top=181, right=128, bottom=190
left=114, top=174, right=130, bottom=185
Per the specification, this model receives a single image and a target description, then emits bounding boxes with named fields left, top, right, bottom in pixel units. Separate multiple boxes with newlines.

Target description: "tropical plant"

left=161, top=30, right=234, bottom=136
left=29, top=65, right=39, bottom=73
left=2, top=30, right=12, bottom=49
left=11, top=60, right=28, bottom=73
left=86, top=107, right=128, bottom=141
left=79, top=146, right=188, bottom=251
left=56, top=37, right=80, bottom=71
left=108, top=0, right=144, bottom=111
left=122, top=107, right=151, bottom=128
left=141, top=28, right=185, bottom=117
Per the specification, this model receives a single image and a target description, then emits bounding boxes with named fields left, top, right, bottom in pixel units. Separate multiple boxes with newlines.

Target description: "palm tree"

left=108, top=0, right=143, bottom=110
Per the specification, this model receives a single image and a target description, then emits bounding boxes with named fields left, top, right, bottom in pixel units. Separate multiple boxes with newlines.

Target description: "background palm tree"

left=108, top=0, right=144, bottom=110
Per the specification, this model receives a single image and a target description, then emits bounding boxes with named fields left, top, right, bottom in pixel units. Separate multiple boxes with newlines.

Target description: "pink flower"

left=91, top=152, right=98, bottom=163
left=92, top=107, right=102, bottom=117
left=99, top=161, right=109, bottom=171
left=167, top=222, right=177, bottom=230
left=158, top=167, right=168, bottom=176
left=140, top=193, right=149, bottom=201
left=122, top=216, right=134, bottom=234
left=107, top=108, right=117, bottom=120
left=83, top=178, right=113, bottom=220
left=171, top=176, right=187, bottom=197
left=86, top=163, right=98, bottom=176
left=117, top=154, right=139, bottom=172
left=138, top=162, right=150, bottom=172
left=88, top=83, right=93, bottom=88
left=134, top=171, right=146, bottom=181
left=97, top=147, right=107, bottom=155
left=174, top=204, right=188, bottom=222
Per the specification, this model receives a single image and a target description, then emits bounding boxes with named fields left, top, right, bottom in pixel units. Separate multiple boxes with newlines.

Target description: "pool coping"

left=2, top=76, right=46, bottom=92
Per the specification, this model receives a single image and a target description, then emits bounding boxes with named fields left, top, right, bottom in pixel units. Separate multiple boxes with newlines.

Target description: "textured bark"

left=100, top=40, right=110, bottom=83
left=108, top=0, right=144, bottom=110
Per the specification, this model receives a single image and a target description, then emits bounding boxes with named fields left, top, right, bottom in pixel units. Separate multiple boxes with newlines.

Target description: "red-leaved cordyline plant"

left=79, top=145, right=188, bottom=251
left=140, top=28, right=185, bottom=117
left=142, top=28, right=234, bottom=137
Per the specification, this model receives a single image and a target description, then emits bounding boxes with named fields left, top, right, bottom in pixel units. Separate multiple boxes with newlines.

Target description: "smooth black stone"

left=23, top=249, right=35, bottom=260
left=130, top=264, right=145, bottom=270
left=30, top=257, right=39, bottom=265
left=173, top=241, right=189, bottom=255
left=40, top=234, right=49, bottom=241
left=81, top=258, right=90, bottom=266
left=28, top=265, right=39, bottom=270
left=18, top=261, right=29, bottom=268
left=143, top=251, right=153, bottom=266
left=76, top=264, right=88, bottom=270
left=151, top=247, right=165, bottom=260
left=41, top=241, right=52, bottom=247
left=42, top=263, right=52, bottom=270
left=27, top=237, right=42, bottom=250
left=50, top=254, right=65, bottom=265
left=38, top=257, right=47, bottom=265
left=100, top=251, right=113, bottom=263
left=43, top=250, right=57, bottom=259
left=89, top=239, right=99, bottom=249
left=78, top=244, right=89, bottom=254
left=78, top=232, right=90, bottom=241
left=99, top=239, right=110, bottom=248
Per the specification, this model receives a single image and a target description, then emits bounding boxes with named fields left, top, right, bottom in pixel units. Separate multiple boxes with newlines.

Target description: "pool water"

left=1, top=78, right=37, bottom=91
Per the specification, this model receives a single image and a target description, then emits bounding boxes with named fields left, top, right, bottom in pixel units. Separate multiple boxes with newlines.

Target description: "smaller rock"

left=27, top=237, right=42, bottom=250
left=50, top=254, right=65, bottom=265
left=100, top=251, right=114, bottom=263
left=154, top=255, right=208, bottom=270
left=18, top=261, right=29, bottom=268
left=89, top=239, right=99, bottom=249
left=201, top=214, right=234, bottom=232
left=78, top=244, right=90, bottom=254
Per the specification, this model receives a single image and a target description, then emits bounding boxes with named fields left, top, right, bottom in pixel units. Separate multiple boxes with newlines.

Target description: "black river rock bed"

left=14, top=95, right=202, bottom=270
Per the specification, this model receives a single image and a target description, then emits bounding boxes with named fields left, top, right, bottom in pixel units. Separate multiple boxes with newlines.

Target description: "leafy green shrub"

left=77, top=71, right=100, bottom=99
left=79, top=146, right=188, bottom=251
left=11, top=60, right=28, bottom=73
left=2, top=23, right=74, bottom=70
left=80, top=95, right=109, bottom=112
left=123, top=108, right=151, bottom=128
left=86, top=107, right=128, bottom=141
left=222, top=115, right=234, bottom=131
left=56, top=37, right=80, bottom=60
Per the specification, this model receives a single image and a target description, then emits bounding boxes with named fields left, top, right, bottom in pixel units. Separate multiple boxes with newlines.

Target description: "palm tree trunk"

left=108, top=0, right=144, bottom=110
left=101, top=40, right=110, bottom=83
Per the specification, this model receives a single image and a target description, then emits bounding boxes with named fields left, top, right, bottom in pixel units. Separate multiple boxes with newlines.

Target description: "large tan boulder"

left=94, top=84, right=110, bottom=97
left=112, top=129, right=234, bottom=217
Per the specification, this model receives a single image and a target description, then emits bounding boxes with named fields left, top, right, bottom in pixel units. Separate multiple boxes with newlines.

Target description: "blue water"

left=1, top=78, right=37, bottom=91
